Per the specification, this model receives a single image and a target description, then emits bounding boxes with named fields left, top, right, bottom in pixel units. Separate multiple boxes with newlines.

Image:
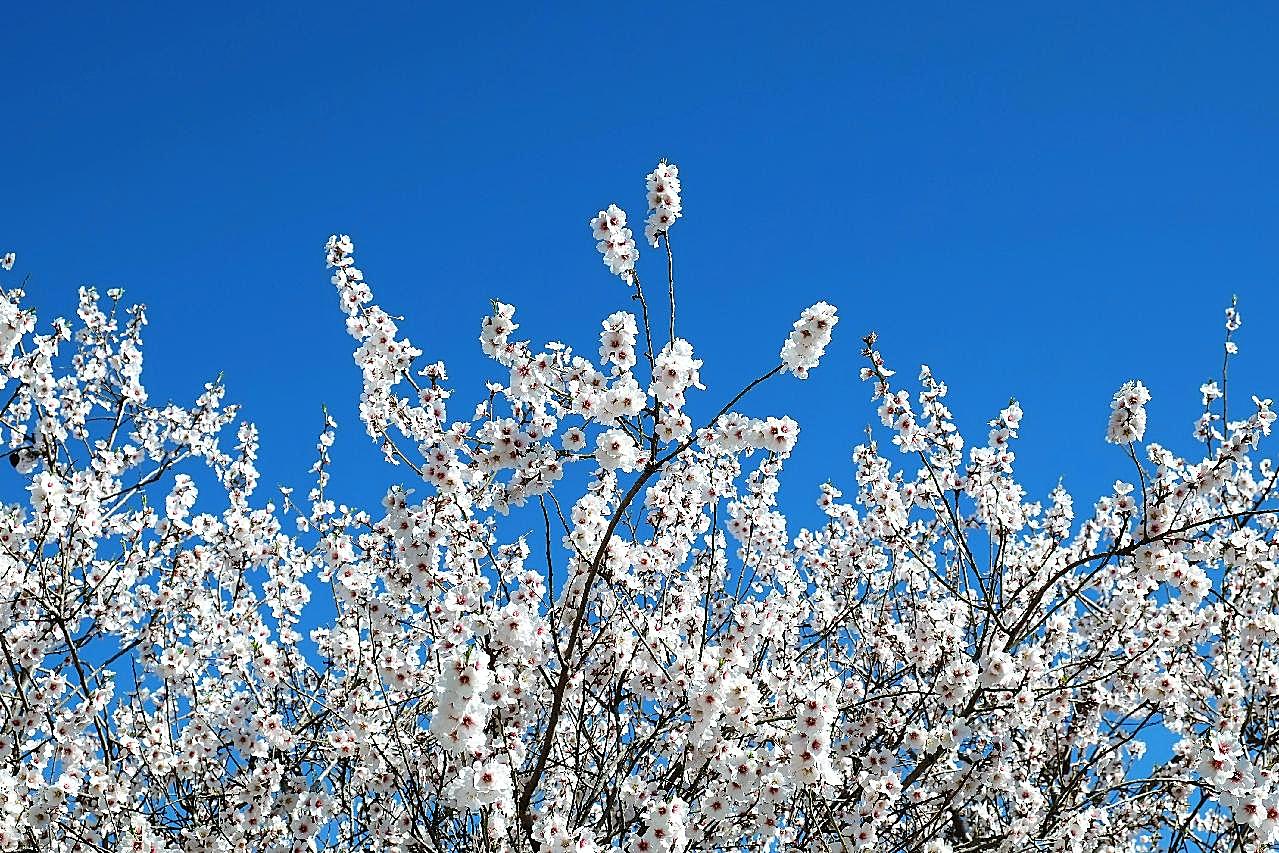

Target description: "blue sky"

left=4, top=3, right=1279, bottom=531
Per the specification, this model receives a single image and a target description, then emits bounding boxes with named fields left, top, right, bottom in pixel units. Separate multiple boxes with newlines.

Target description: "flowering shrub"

left=1, top=165, right=1278, bottom=853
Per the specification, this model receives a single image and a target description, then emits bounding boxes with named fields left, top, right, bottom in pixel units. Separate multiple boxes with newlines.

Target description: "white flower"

left=471, top=760, right=512, bottom=806
left=656, top=411, right=692, bottom=443
left=979, top=651, right=1018, bottom=688
left=562, top=427, right=587, bottom=452
left=595, top=429, right=640, bottom=472
left=758, top=416, right=799, bottom=454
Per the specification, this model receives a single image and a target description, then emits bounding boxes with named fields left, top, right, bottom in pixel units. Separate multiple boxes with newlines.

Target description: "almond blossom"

left=0, top=168, right=1276, bottom=853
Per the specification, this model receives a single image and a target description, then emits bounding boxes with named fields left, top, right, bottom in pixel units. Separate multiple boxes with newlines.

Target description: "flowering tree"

left=2, top=164, right=1279, bottom=853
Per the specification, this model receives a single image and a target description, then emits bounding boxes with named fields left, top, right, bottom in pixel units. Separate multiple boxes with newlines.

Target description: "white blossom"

left=0, top=168, right=1273, bottom=853
left=780, top=301, right=838, bottom=378
left=644, top=161, right=683, bottom=247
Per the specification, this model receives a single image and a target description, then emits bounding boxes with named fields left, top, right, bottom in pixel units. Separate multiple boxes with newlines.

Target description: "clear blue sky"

left=4, top=4, right=1278, bottom=528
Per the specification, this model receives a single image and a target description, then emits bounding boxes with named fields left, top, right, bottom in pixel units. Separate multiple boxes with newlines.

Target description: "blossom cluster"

left=1106, top=379, right=1151, bottom=444
left=650, top=338, right=703, bottom=407
left=643, top=162, right=682, bottom=247
left=590, top=204, right=639, bottom=281
left=779, top=300, right=838, bottom=379
left=1, top=169, right=1277, bottom=853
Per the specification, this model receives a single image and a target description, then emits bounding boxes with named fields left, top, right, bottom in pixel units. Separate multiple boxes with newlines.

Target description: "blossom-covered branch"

left=2, top=165, right=1278, bottom=853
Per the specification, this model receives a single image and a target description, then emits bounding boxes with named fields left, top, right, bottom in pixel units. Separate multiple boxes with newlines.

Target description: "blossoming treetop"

left=1, top=163, right=1277, bottom=853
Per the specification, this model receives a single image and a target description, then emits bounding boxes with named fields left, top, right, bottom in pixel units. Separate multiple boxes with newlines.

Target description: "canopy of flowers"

left=0, top=165, right=1276, bottom=853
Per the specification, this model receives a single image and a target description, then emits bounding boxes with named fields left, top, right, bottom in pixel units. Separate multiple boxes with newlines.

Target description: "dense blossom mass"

left=1, top=164, right=1278, bottom=853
